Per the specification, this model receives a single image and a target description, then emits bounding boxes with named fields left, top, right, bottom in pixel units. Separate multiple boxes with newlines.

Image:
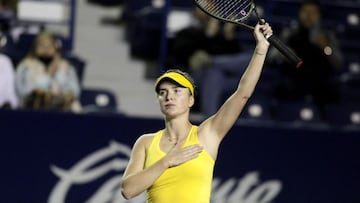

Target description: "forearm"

left=208, top=45, right=269, bottom=136
left=236, top=46, right=268, bottom=98
left=121, top=158, right=168, bottom=199
left=203, top=23, right=272, bottom=140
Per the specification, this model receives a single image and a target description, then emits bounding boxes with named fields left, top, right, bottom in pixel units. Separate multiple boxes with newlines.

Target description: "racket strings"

left=198, top=0, right=217, bottom=15
left=196, top=0, right=252, bottom=21
left=218, top=2, right=243, bottom=19
left=198, top=0, right=238, bottom=16
left=225, top=1, right=252, bottom=20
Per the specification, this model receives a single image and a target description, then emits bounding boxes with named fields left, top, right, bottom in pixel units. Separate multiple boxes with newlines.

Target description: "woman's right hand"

left=163, top=144, right=203, bottom=168
left=253, top=21, right=272, bottom=52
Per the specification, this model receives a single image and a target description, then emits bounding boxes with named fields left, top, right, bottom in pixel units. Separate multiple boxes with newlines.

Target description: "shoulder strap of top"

left=184, top=125, right=199, bottom=145
left=147, top=129, right=164, bottom=151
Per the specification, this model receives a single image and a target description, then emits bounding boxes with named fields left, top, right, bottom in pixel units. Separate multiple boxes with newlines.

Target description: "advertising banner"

left=1, top=110, right=359, bottom=203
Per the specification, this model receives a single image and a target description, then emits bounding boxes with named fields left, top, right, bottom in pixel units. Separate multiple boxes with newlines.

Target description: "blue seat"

left=322, top=3, right=360, bottom=26
left=126, top=0, right=151, bottom=12
left=342, top=54, right=360, bottom=75
left=128, top=9, right=162, bottom=59
left=0, top=32, right=15, bottom=50
left=16, top=33, right=39, bottom=60
left=121, top=0, right=153, bottom=22
left=0, top=32, right=21, bottom=66
left=242, top=95, right=272, bottom=121
left=326, top=103, right=360, bottom=126
left=256, top=67, right=281, bottom=93
left=337, top=26, right=360, bottom=54
left=87, top=0, right=124, bottom=7
left=339, top=73, right=360, bottom=102
left=172, top=0, right=194, bottom=9
left=80, top=88, right=118, bottom=114
left=272, top=100, right=322, bottom=123
left=64, top=53, right=86, bottom=86
left=346, top=74, right=360, bottom=87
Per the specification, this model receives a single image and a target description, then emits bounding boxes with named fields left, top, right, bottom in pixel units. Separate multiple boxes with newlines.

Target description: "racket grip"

left=267, top=35, right=303, bottom=68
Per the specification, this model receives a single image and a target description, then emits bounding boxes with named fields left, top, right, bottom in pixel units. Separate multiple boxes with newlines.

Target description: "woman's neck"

left=164, top=115, right=192, bottom=142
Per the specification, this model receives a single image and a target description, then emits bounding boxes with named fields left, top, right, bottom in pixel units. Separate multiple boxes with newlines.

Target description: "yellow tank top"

left=144, top=125, right=215, bottom=203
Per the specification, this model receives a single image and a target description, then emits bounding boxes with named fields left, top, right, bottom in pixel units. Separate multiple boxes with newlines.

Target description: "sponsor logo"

left=49, top=141, right=282, bottom=203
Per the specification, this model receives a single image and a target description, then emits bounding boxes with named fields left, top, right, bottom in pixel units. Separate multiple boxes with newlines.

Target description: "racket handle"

left=267, top=35, right=303, bottom=68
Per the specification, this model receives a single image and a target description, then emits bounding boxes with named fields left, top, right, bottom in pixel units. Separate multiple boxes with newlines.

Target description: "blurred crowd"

left=1, top=0, right=359, bottom=125
left=1, top=32, right=81, bottom=112
left=162, top=0, right=354, bottom=121
left=269, top=0, right=343, bottom=119
left=1, top=0, right=81, bottom=112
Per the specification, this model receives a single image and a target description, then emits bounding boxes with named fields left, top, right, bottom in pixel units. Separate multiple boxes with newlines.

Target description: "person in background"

left=168, top=7, right=242, bottom=72
left=0, top=53, right=18, bottom=109
left=269, top=0, right=343, bottom=118
left=168, top=7, right=255, bottom=116
left=0, top=0, right=17, bottom=32
left=15, top=32, right=81, bottom=112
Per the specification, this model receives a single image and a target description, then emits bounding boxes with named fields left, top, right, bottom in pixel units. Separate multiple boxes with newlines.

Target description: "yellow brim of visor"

left=154, top=72, right=194, bottom=96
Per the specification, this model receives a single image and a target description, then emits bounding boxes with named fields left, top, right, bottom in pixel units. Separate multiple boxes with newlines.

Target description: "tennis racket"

left=194, top=0, right=303, bottom=68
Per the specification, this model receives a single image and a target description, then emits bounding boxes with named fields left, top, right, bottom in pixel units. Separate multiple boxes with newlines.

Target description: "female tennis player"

left=121, top=22, right=273, bottom=203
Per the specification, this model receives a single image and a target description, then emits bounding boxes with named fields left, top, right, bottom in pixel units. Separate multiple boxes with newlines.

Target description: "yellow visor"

left=155, top=71, right=194, bottom=95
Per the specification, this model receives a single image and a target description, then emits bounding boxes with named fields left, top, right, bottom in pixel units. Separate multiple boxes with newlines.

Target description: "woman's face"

left=157, top=81, right=194, bottom=118
left=35, top=36, right=57, bottom=57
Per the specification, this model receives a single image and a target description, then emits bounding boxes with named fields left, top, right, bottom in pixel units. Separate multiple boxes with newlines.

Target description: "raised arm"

left=200, top=23, right=272, bottom=142
left=121, top=135, right=203, bottom=199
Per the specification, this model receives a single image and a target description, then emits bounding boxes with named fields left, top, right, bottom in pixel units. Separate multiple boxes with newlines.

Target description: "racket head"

left=194, top=0, right=255, bottom=30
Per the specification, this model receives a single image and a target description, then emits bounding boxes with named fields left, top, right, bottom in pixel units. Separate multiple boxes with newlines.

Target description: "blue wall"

left=0, top=110, right=359, bottom=203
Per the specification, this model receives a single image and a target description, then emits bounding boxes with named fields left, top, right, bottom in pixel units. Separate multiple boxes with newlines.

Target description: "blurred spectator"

left=15, top=32, right=81, bottom=112
left=0, top=0, right=17, bottom=32
left=168, top=7, right=254, bottom=116
left=168, top=7, right=242, bottom=71
left=1, top=0, right=41, bottom=43
left=0, top=53, right=18, bottom=109
left=269, top=0, right=343, bottom=118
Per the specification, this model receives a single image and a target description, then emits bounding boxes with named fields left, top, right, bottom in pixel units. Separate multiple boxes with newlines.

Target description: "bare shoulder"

left=197, top=116, right=217, bottom=138
left=134, top=132, right=157, bottom=150
left=123, top=133, right=158, bottom=178
left=196, top=117, right=221, bottom=160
